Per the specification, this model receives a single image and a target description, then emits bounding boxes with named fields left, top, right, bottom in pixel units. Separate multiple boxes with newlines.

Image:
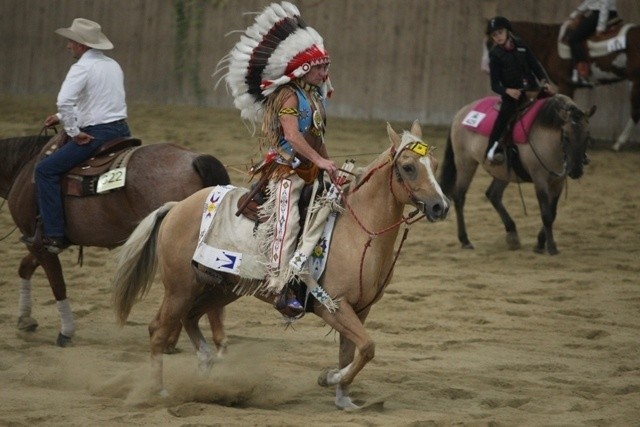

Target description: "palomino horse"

left=439, top=94, right=595, bottom=255
left=112, top=122, right=449, bottom=409
left=1, top=134, right=230, bottom=346
left=482, top=21, right=640, bottom=151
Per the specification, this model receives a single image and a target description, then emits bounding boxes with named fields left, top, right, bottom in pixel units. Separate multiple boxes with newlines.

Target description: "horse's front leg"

left=17, top=252, right=40, bottom=332
left=317, top=304, right=373, bottom=410
left=535, top=189, right=561, bottom=255
left=485, top=178, right=520, bottom=250
left=37, top=250, right=75, bottom=346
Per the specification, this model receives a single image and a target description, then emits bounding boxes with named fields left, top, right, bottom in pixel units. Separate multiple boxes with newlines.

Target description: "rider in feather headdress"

left=217, top=2, right=337, bottom=317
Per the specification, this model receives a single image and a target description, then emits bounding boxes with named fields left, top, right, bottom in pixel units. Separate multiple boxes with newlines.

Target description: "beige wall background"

left=1, top=0, right=639, bottom=141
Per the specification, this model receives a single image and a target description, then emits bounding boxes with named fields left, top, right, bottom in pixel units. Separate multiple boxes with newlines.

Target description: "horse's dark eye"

left=402, top=164, right=414, bottom=174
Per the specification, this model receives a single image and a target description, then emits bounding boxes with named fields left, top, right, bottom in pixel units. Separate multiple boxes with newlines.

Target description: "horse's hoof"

left=461, top=243, right=474, bottom=250
left=56, top=333, right=73, bottom=347
left=336, top=396, right=361, bottom=411
left=17, top=316, right=38, bottom=332
left=318, top=367, right=340, bottom=387
left=164, top=345, right=181, bottom=355
left=506, top=232, right=521, bottom=250
left=533, top=246, right=545, bottom=254
left=548, top=248, right=559, bottom=256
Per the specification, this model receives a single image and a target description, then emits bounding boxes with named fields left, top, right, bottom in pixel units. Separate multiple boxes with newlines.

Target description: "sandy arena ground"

left=0, top=95, right=639, bottom=426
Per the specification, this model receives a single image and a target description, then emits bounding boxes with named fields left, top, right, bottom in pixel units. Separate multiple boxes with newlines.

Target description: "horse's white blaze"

left=420, top=155, right=448, bottom=204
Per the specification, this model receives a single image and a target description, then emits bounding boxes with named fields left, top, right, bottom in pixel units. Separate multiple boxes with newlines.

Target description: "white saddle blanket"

left=193, top=185, right=267, bottom=280
left=192, top=185, right=336, bottom=284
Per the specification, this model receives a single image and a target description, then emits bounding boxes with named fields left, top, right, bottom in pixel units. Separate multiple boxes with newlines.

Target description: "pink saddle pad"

left=461, top=96, right=546, bottom=144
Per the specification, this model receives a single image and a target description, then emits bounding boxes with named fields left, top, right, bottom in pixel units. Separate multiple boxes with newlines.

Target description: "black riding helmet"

left=486, top=16, right=512, bottom=35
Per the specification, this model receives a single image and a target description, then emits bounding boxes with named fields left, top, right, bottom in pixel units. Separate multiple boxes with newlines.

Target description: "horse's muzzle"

left=418, top=197, right=449, bottom=222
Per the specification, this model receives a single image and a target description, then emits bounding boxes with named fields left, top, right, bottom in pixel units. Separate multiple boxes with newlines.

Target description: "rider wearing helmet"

left=485, top=16, right=553, bottom=164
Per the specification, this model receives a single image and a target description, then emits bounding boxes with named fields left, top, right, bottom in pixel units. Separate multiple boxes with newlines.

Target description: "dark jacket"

left=489, top=37, right=547, bottom=97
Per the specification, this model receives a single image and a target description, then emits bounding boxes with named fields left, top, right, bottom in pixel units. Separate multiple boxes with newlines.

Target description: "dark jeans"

left=488, top=94, right=520, bottom=147
left=568, top=11, right=618, bottom=63
left=35, top=120, right=131, bottom=237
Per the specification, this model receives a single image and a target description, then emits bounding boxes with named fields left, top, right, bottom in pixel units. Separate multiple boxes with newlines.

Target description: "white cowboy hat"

left=55, top=18, right=113, bottom=50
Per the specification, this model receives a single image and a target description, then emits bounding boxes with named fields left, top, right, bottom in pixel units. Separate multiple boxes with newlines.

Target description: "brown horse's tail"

left=193, top=154, right=231, bottom=187
left=112, top=202, right=176, bottom=326
left=438, top=129, right=457, bottom=197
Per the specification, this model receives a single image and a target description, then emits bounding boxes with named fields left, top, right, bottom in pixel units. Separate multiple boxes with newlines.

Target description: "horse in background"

left=0, top=134, right=230, bottom=346
left=481, top=20, right=640, bottom=151
left=112, top=122, right=449, bottom=410
left=439, top=94, right=595, bottom=255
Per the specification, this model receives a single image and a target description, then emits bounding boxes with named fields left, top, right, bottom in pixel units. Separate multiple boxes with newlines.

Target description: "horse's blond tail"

left=112, top=202, right=177, bottom=326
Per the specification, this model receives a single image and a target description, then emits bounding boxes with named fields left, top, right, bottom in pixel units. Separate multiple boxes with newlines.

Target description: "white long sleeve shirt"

left=56, top=49, right=127, bottom=137
left=572, top=0, right=617, bottom=32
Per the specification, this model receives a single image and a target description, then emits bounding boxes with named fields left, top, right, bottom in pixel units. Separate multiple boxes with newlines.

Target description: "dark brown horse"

left=1, top=134, right=230, bottom=346
left=482, top=20, right=640, bottom=150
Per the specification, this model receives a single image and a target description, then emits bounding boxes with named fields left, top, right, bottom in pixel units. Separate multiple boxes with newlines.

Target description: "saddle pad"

left=461, top=96, right=546, bottom=144
left=557, top=23, right=635, bottom=59
left=192, top=185, right=337, bottom=284
left=193, top=185, right=268, bottom=280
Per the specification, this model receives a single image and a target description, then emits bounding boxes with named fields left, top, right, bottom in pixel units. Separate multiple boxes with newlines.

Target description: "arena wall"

left=1, top=0, right=638, bottom=141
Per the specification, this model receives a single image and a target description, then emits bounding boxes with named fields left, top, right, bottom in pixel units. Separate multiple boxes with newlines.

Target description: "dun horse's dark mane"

left=536, top=96, right=571, bottom=129
left=0, top=135, right=50, bottom=175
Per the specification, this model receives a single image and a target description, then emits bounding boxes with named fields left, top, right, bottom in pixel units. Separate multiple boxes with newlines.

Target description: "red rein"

left=336, top=148, right=426, bottom=313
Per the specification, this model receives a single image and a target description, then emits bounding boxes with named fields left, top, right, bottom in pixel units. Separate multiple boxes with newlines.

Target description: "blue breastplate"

left=277, top=85, right=325, bottom=158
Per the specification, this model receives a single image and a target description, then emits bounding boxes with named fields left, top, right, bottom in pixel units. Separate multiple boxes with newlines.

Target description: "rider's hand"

left=44, top=114, right=59, bottom=128
left=505, top=88, right=521, bottom=100
left=72, top=132, right=94, bottom=145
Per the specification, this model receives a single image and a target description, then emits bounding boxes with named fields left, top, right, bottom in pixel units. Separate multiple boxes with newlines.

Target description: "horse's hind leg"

left=148, top=296, right=188, bottom=394
left=451, top=157, right=479, bottom=249
left=206, top=307, right=228, bottom=357
left=485, top=178, right=520, bottom=250
left=17, top=253, right=39, bottom=332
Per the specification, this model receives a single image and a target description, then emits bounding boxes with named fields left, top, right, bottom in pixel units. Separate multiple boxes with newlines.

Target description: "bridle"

left=522, top=101, right=586, bottom=178
left=335, top=140, right=433, bottom=314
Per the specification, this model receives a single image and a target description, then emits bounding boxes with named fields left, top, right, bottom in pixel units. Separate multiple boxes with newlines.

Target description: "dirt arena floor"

left=0, top=95, right=639, bottom=426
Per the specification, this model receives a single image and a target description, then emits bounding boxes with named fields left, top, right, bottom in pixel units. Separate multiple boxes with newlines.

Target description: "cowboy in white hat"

left=25, top=18, right=130, bottom=259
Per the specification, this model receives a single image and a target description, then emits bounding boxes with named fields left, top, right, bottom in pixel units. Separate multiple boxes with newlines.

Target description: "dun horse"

left=1, top=134, right=230, bottom=346
left=439, top=94, right=595, bottom=255
left=482, top=20, right=640, bottom=151
left=112, top=122, right=449, bottom=410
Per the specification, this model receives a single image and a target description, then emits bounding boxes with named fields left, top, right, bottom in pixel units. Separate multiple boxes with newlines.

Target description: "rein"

left=517, top=97, right=569, bottom=178
left=338, top=146, right=425, bottom=314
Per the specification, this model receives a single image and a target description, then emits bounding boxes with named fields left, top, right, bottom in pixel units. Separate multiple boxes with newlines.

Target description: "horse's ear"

left=410, top=120, right=422, bottom=138
left=587, top=105, right=597, bottom=118
left=387, top=122, right=401, bottom=148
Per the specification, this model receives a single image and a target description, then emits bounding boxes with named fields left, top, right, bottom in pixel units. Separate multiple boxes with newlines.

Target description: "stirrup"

left=487, top=142, right=504, bottom=164
left=274, top=293, right=304, bottom=318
